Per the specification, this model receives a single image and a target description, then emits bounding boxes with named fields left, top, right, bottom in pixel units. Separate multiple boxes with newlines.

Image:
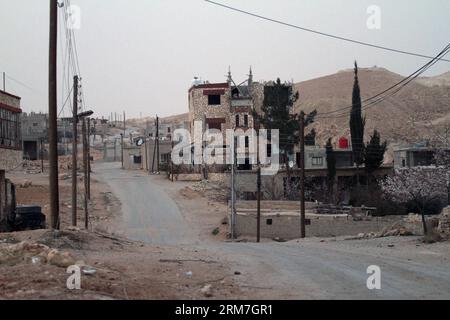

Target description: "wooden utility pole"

left=123, top=111, right=126, bottom=135
left=171, top=139, right=174, bottom=182
left=120, top=133, right=124, bottom=169
left=299, top=111, right=306, bottom=239
left=48, top=0, right=59, bottom=229
left=87, top=118, right=91, bottom=200
left=145, top=138, right=149, bottom=172
left=93, top=119, right=96, bottom=142
left=82, top=119, right=89, bottom=229
left=253, top=113, right=261, bottom=243
left=71, top=75, right=79, bottom=226
left=40, top=138, right=44, bottom=173
left=256, top=166, right=261, bottom=242
left=113, top=138, right=117, bottom=161
left=156, top=116, right=160, bottom=173
left=230, top=136, right=237, bottom=239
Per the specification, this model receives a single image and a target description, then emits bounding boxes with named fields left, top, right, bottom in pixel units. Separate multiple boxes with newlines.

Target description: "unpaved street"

left=94, top=162, right=450, bottom=299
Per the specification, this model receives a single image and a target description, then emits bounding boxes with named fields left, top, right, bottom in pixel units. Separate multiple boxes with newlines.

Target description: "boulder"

left=47, top=249, right=75, bottom=268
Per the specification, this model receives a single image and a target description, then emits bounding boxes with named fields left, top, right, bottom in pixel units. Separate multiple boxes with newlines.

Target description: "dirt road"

left=94, top=162, right=450, bottom=299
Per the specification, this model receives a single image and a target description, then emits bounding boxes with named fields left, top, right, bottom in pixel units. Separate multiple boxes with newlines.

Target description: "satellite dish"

left=136, top=138, right=144, bottom=147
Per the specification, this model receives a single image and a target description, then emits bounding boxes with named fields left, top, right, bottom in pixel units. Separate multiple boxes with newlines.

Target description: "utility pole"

left=123, top=111, right=126, bottom=135
left=87, top=118, right=91, bottom=200
left=2, top=72, right=5, bottom=91
left=114, top=138, right=117, bottom=161
left=145, top=135, right=149, bottom=172
left=71, top=75, right=79, bottom=226
left=93, top=119, right=96, bottom=142
left=256, top=120, right=261, bottom=243
left=82, top=118, right=89, bottom=229
left=171, top=139, right=174, bottom=182
left=120, top=133, right=124, bottom=169
left=40, top=138, right=44, bottom=173
left=299, top=111, right=306, bottom=239
left=156, top=116, right=160, bottom=173
left=48, top=0, right=59, bottom=229
left=230, top=136, right=237, bottom=239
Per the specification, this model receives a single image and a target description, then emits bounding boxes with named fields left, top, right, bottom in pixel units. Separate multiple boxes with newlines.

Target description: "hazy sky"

left=1, top=0, right=449, bottom=118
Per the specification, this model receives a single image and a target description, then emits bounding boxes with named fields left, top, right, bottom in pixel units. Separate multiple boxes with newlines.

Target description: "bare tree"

left=380, top=167, right=447, bottom=235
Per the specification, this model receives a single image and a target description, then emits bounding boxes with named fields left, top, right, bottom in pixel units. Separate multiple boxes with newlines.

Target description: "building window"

left=0, top=108, right=21, bottom=149
left=312, top=156, right=323, bottom=166
left=208, top=94, right=221, bottom=105
left=267, top=144, right=272, bottom=158
left=245, top=136, right=249, bottom=148
left=134, top=156, right=142, bottom=164
left=244, top=114, right=249, bottom=127
left=161, top=153, right=171, bottom=164
left=235, top=114, right=240, bottom=127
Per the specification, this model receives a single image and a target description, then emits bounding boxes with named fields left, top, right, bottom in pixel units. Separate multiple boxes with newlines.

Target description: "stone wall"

left=123, top=147, right=142, bottom=170
left=233, top=212, right=402, bottom=239
left=0, top=148, right=22, bottom=171
left=438, top=206, right=450, bottom=235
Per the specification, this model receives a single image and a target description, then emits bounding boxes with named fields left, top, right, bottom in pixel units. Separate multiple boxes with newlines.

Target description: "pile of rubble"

left=22, top=160, right=42, bottom=174
left=190, top=180, right=229, bottom=203
left=438, top=206, right=450, bottom=238
left=0, top=241, right=75, bottom=268
left=350, top=222, right=414, bottom=240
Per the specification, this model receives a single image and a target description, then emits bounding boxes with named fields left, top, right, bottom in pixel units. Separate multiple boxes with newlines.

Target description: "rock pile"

left=0, top=241, right=75, bottom=268
left=438, top=206, right=450, bottom=237
left=349, top=222, right=414, bottom=240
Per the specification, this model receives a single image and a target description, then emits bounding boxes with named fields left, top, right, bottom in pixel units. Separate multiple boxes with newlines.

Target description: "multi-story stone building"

left=0, top=89, right=22, bottom=230
left=0, top=90, right=22, bottom=169
left=188, top=68, right=265, bottom=170
left=188, top=68, right=263, bottom=136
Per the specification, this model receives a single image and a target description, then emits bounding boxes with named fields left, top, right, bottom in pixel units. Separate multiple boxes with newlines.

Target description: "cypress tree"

left=350, top=61, right=366, bottom=185
left=365, top=130, right=387, bottom=179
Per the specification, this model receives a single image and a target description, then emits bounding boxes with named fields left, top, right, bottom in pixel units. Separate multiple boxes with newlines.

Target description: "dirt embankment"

left=1, top=161, right=244, bottom=300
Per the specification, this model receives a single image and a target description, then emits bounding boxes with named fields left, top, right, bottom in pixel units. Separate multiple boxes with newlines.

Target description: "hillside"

left=294, top=67, right=450, bottom=151
left=126, top=113, right=189, bottom=129
left=417, top=71, right=450, bottom=87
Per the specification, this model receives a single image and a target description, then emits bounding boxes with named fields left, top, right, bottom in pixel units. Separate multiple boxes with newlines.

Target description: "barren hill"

left=294, top=67, right=450, bottom=150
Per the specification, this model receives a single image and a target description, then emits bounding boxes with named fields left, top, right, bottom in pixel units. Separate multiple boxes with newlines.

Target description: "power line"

left=204, top=0, right=450, bottom=63
left=315, top=44, right=450, bottom=119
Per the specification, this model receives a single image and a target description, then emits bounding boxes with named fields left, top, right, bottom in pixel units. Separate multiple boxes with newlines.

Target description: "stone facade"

left=438, top=206, right=450, bottom=235
left=188, top=70, right=264, bottom=140
left=1, top=90, right=22, bottom=171
left=0, top=149, right=22, bottom=171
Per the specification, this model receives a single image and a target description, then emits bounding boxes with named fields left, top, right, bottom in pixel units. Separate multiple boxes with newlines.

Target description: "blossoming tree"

left=380, top=167, right=447, bottom=235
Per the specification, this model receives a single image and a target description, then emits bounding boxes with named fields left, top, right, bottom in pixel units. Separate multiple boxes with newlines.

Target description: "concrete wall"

left=123, top=147, right=142, bottom=170
left=234, top=212, right=402, bottom=239
left=0, top=148, right=22, bottom=171
left=141, top=140, right=173, bottom=172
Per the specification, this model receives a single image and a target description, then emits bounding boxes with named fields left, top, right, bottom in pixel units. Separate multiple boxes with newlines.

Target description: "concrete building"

left=123, top=146, right=142, bottom=170
left=188, top=68, right=262, bottom=137
left=188, top=68, right=273, bottom=171
left=0, top=89, right=22, bottom=231
left=21, top=112, right=47, bottom=160
left=393, top=144, right=449, bottom=168
left=141, top=139, right=173, bottom=172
